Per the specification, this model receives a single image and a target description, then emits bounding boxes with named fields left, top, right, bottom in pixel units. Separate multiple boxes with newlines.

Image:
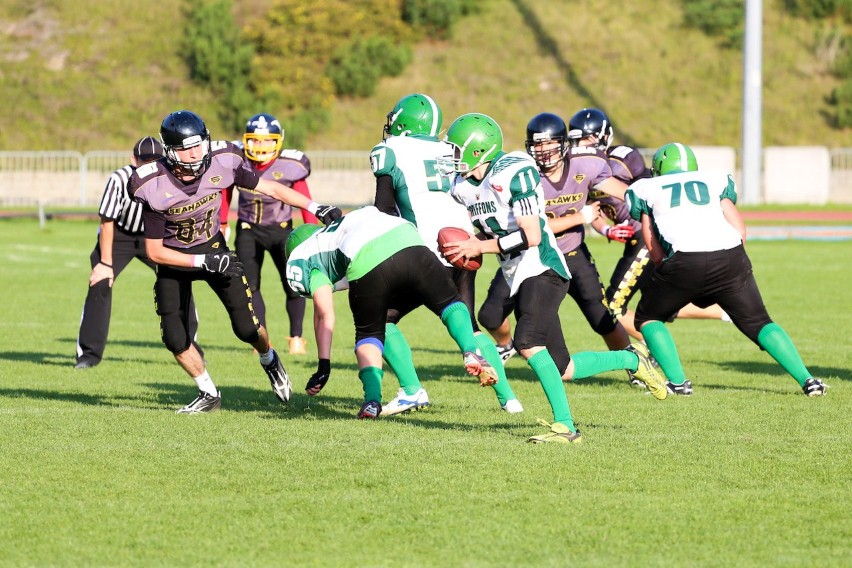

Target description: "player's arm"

left=305, top=282, right=334, bottom=396
left=548, top=202, right=600, bottom=235
left=373, top=175, right=398, bottom=215
left=641, top=214, right=664, bottom=266
left=253, top=177, right=341, bottom=225
left=292, top=179, right=320, bottom=224
left=721, top=198, right=746, bottom=243
left=592, top=176, right=628, bottom=200
left=144, top=238, right=244, bottom=276
left=90, top=217, right=116, bottom=287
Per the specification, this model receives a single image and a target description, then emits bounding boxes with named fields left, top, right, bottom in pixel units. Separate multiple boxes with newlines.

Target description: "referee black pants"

left=75, top=229, right=200, bottom=365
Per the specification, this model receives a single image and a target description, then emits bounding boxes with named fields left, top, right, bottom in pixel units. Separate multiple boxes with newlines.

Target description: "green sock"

left=528, top=350, right=575, bottom=431
left=440, top=302, right=477, bottom=353
left=475, top=333, right=516, bottom=405
left=382, top=324, right=422, bottom=395
left=571, top=350, right=635, bottom=379
left=757, top=323, right=812, bottom=386
left=359, top=366, right=384, bottom=403
left=641, top=321, right=685, bottom=383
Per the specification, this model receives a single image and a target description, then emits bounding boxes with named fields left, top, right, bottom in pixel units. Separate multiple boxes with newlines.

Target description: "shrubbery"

left=681, top=0, right=745, bottom=49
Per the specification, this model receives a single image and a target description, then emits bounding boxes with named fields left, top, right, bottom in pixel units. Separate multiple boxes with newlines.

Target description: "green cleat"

left=527, top=418, right=582, bottom=444
left=625, top=343, right=668, bottom=400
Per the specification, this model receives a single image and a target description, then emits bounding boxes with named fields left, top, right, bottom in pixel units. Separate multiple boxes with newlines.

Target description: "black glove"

left=305, top=358, right=331, bottom=396
left=200, top=251, right=244, bottom=277
left=314, top=204, right=343, bottom=225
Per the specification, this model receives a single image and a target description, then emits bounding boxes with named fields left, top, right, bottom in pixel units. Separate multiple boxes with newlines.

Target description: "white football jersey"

left=449, top=151, right=569, bottom=296
left=370, top=135, right=474, bottom=267
left=625, top=169, right=742, bottom=258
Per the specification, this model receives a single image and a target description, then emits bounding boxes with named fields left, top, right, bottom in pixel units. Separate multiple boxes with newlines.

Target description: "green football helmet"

left=383, top=93, right=442, bottom=140
left=440, top=113, right=503, bottom=174
left=285, top=224, right=322, bottom=257
left=652, top=143, right=698, bottom=176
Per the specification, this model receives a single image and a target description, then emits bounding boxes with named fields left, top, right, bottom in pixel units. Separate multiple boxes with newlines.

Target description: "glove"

left=604, top=223, right=635, bottom=244
left=200, top=251, right=244, bottom=277
left=314, top=204, right=342, bottom=225
left=305, top=359, right=331, bottom=396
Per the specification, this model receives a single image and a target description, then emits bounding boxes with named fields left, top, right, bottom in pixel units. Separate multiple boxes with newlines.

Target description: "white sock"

left=193, top=370, right=218, bottom=396
left=258, top=348, right=274, bottom=366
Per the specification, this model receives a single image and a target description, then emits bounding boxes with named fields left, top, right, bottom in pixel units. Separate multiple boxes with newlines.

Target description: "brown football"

left=437, top=227, right=482, bottom=271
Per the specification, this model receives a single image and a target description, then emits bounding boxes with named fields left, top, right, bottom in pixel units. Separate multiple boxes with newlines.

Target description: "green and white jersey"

left=370, top=134, right=474, bottom=267
left=285, top=206, right=423, bottom=297
left=625, top=169, right=742, bottom=259
left=448, top=151, right=569, bottom=296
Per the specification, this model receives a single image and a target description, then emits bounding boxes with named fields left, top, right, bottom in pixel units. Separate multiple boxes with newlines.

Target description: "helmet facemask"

left=243, top=133, right=282, bottom=163
left=526, top=138, right=567, bottom=173
left=163, top=134, right=211, bottom=180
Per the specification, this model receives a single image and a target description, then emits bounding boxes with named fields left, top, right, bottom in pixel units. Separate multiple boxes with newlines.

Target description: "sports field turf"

left=1, top=218, right=849, bottom=567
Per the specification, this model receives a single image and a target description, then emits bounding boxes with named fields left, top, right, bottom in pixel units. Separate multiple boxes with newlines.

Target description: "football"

left=437, top=227, right=482, bottom=271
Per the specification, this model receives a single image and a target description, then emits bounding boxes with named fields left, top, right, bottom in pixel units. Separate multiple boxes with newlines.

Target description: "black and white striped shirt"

left=98, top=165, right=145, bottom=234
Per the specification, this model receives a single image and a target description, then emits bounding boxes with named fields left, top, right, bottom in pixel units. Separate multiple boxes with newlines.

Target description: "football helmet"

left=567, top=108, right=614, bottom=150
left=159, top=110, right=211, bottom=179
left=525, top=112, right=569, bottom=172
left=244, top=113, right=284, bottom=163
left=652, top=143, right=698, bottom=176
left=285, top=223, right=323, bottom=257
left=439, top=113, right=503, bottom=175
left=383, top=93, right=442, bottom=140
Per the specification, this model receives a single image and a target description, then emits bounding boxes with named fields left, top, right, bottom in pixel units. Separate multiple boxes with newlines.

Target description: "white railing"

left=2, top=148, right=852, bottom=208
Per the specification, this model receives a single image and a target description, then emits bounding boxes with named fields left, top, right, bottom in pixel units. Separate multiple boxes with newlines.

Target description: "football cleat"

left=463, top=351, right=499, bottom=387
left=288, top=336, right=307, bottom=355
left=624, top=343, right=668, bottom=400
left=357, top=400, right=382, bottom=419
left=501, top=399, right=524, bottom=414
left=627, top=371, right=647, bottom=389
left=382, top=388, right=430, bottom=416
left=666, top=380, right=694, bottom=396
left=802, top=378, right=828, bottom=397
left=261, top=350, right=292, bottom=403
left=527, top=418, right=581, bottom=444
left=496, top=341, right=517, bottom=363
left=176, top=390, right=221, bottom=414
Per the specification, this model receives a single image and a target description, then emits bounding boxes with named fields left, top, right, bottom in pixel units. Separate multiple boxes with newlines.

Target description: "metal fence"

left=2, top=149, right=852, bottom=208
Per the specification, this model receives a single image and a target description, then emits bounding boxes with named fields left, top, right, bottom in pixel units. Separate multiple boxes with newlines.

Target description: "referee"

left=75, top=137, right=200, bottom=369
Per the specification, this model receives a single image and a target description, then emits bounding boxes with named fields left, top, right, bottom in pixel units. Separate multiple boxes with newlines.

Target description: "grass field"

left=1, top=218, right=850, bottom=567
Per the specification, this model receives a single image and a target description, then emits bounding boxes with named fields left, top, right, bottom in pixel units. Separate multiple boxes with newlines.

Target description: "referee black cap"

left=133, top=136, right=164, bottom=163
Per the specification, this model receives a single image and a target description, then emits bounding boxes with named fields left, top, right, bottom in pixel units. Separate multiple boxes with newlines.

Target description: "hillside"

left=0, top=0, right=848, bottom=153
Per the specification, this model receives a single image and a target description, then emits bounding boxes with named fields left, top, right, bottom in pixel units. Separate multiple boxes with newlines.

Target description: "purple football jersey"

left=542, top=147, right=613, bottom=253
left=236, top=150, right=310, bottom=226
left=586, top=144, right=650, bottom=231
left=130, top=141, right=260, bottom=249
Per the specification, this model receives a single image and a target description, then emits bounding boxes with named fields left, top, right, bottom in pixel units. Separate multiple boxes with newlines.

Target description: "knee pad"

left=477, top=301, right=505, bottom=332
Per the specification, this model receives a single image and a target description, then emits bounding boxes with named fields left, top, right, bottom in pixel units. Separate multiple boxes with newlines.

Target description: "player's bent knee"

left=233, top=322, right=260, bottom=344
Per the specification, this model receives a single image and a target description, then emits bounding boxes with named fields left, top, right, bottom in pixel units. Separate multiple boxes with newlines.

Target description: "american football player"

left=439, top=113, right=668, bottom=444
left=627, top=143, right=827, bottom=397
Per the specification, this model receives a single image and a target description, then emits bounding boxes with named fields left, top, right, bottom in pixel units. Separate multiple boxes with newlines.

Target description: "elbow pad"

left=497, top=230, right=529, bottom=255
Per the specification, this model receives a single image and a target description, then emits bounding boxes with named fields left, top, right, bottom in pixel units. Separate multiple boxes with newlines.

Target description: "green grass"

left=1, top=218, right=850, bottom=566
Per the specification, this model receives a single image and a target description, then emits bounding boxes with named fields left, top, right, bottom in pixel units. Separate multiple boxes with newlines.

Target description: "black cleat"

left=802, top=378, right=828, bottom=397
left=176, top=390, right=222, bottom=414
left=75, top=359, right=99, bottom=369
left=262, top=350, right=292, bottom=403
left=357, top=400, right=382, bottom=419
left=666, top=380, right=694, bottom=396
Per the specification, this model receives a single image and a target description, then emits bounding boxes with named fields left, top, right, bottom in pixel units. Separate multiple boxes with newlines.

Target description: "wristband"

left=99, top=261, right=113, bottom=269
left=192, top=254, right=205, bottom=268
left=306, top=201, right=320, bottom=215
left=318, top=358, right=331, bottom=373
left=601, top=226, right=611, bottom=239
left=497, top=229, right=529, bottom=255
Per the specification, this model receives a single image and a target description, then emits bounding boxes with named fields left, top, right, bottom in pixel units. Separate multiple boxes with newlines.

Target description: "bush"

left=184, top=0, right=257, bottom=132
left=830, top=79, right=852, bottom=127
left=326, top=36, right=412, bottom=97
left=402, top=0, right=461, bottom=39
left=783, top=0, right=852, bottom=21
left=682, top=0, right=745, bottom=49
